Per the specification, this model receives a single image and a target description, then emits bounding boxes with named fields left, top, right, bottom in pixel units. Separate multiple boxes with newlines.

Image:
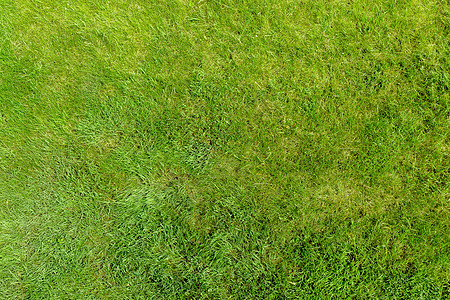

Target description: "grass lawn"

left=0, top=0, right=449, bottom=298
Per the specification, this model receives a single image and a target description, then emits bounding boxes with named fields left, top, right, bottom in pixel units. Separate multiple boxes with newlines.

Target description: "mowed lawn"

left=0, top=0, right=449, bottom=298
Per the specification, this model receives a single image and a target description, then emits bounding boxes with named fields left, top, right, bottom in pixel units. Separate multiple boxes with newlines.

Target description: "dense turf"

left=1, top=0, right=449, bottom=298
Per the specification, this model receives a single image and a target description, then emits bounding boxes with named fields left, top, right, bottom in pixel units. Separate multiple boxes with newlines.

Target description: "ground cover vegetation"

left=0, top=0, right=449, bottom=298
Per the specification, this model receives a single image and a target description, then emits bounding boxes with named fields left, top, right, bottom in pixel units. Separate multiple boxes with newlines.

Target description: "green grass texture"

left=0, top=0, right=449, bottom=298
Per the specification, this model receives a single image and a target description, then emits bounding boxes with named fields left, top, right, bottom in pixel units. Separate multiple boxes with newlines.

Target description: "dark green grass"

left=1, top=0, right=449, bottom=298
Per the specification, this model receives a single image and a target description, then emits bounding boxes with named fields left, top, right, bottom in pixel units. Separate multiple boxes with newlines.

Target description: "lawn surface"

left=0, top=0, right=449, bottom=298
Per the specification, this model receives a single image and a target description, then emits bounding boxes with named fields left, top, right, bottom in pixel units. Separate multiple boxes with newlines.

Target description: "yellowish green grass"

left=1, top=0, right=449, bottom=298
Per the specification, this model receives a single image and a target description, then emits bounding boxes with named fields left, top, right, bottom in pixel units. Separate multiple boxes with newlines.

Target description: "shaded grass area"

left=0, top=0, right=449, bottom=298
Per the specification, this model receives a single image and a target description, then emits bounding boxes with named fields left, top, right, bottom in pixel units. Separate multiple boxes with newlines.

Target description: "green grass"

left=0, top=0, right=449, bottom=298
